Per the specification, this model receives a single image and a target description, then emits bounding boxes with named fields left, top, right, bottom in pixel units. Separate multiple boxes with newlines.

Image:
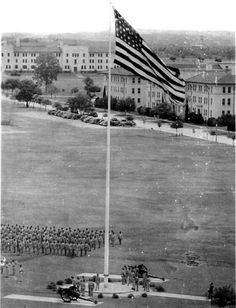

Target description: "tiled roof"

left=218, top=74, right=235, bottom=84
left=109, top=67, right=136, bottom=76
left=186, top=71, right=234, bottom=84
left=14, top=46, right=62, bottom=53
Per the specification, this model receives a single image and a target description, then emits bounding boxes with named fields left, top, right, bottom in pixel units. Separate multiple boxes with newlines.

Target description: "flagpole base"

left=104, top=274, right=109, bottom=288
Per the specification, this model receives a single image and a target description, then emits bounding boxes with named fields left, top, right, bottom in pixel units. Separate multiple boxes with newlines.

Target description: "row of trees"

left=95, top=96, right=136, bottom=112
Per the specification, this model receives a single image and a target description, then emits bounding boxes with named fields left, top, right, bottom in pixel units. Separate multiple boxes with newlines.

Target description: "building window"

left=138, top=78, right=141, bottom=83
left=222, top=111, right=225, bottom=115
left=8, top=53, right=10, bottom=57
left=228, top=87, right=231, bottom=93
left=132, top=78, right=135, bottom=83
left=210, top=110, right=212, bottom=116
left=2, top=53, right=4, bottom=57
left=138, top=88, right=141, bottom=94
left=83, top=59, right=85, bottom=63
left=198, top=85, right=202, bottom=91
left=66, top=59, right=68, bottom=63
left=152, top=91, right=155, bottom=98
left=7, top=59, right=10, bottom=63
left=74, top=59, right=77, bottom=64
left=132, top=88, right=135, bottom=94
left=222, top=99, right=225, bottom=105
left=193, top=85, right=197, bottom=91
left=138, top=98, right=140, bottom=103
left=227, top=111, right=231, bottom=114
left=83, top=53, right=85, bottom=57
left=227, top=98, right=231, bottom=105
left=211, top=98, right=212, bottom=105
left=223, top=86, right=226, bottom=93
left=66, top=53, right=68, bottom=57
left=22, top=65, right=27, bottom=69
left=15, top=65, right=18, bottom=69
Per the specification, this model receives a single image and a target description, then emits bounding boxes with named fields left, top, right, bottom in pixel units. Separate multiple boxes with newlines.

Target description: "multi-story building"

left=186, top=71, right=235, bottom=120
left=108, top=67, right=185, bottom=114
left=1, top=39, right=117, bottom=73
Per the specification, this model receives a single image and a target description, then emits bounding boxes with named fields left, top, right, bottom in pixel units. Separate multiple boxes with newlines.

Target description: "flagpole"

left=104, top=2, right=112, bottom=288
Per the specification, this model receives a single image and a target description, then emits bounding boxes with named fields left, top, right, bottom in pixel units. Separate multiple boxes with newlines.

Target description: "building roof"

left=186, top=71, right=235, bottom=84
left=109, top=67, right=136, bottom=76
left=14, top=45, right=62, bottom=53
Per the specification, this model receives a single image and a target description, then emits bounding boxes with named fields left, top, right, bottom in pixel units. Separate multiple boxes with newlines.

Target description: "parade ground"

left=1, top=98, right=235, bottom=307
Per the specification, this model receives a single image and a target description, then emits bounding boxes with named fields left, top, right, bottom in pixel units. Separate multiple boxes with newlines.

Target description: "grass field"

left=1, top=99, right=235, bottom=307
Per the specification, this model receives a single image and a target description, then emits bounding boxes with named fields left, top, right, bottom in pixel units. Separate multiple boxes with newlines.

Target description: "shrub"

left=207, top=117, right=217, bottom=127
left=211, top=285, right=235, bottom=307
left=112, top=293, right=119, bottom=299
left=141, top=293, right=148, bottom=297
left=97, top=293, right=103, bottom=298
left=64, top=278, right=72, bottom=284
left=128, top=294, right=134, bottom=299
left=56, top=280, right=64, bottom=285
left=155, top=285, right=165, bottom=292
left=47, top=282, right=56, bottom=291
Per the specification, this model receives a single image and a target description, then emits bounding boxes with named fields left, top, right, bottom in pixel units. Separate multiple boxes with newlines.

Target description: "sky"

left=0, top=0, right=236, bottom=34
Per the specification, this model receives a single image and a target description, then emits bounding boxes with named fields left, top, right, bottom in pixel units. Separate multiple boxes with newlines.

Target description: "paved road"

left=4, top=96, right=235, bottom=147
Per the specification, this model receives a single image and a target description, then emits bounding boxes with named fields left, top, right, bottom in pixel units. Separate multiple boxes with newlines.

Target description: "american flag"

left=113, top=8, right=185, bottom=105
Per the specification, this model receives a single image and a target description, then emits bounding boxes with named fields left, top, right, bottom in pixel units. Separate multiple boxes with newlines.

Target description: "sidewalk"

left=77, top=273, right=208, bottom=302
left=5, top=96, right=235, bottom=147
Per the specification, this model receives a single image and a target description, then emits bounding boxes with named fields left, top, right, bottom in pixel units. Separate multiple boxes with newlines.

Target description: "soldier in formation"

left=1, top=224, right=123, bottom=258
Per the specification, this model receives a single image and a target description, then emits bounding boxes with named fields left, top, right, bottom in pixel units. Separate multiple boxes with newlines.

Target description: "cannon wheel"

left=61, top=290, right=71, bottom=303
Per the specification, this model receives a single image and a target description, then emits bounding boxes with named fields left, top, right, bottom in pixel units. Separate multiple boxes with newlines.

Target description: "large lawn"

left=1, top=99, right=235, bottom=307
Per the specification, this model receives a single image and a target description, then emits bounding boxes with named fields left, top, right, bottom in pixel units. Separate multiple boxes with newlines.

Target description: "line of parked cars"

left=48, top=110, right=136, bottom=127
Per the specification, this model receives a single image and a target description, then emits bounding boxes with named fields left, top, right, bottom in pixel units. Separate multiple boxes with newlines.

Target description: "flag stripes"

left=113, top=8, right=185, bottom=104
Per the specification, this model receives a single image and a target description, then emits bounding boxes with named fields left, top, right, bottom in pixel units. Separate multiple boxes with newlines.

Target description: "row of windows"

left=148, top=91, right=161, bottom=98
left=222, top=98, right=231, bottom=106
left=223, top=86, right=232, bottom=93
left=66, top=53, right=86, bottom=57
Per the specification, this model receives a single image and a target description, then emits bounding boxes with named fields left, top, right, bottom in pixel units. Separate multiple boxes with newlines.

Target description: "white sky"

left=0, top=0, right=236, bottom=33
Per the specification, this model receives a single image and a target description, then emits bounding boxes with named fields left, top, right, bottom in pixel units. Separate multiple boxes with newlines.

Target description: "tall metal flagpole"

left=104, top=2, right=112, bottom=288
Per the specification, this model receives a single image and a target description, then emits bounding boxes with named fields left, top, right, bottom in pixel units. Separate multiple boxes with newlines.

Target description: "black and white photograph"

left=0, top=0, right=235, bottom=307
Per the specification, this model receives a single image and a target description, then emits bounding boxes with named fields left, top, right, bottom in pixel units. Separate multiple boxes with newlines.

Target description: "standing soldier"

left=118, top=231, right=123, bottom=245
left=135, top=274, right=139, bottom=291
left=88, top=279, right=95, bottom=297
left=98, top=233, right=102, bottom=248
left=80, top=277, right=86, bottom=296
left=4, top=261, right=9, bottom=278
left=95, top=273, right=100, bottom=291
left=142, top=273, right=147, bottom=291
left=11, top=260, right=16, bottom=276
left=110, top=231, right=115, bottom=247
left=18, top=264, right=24, bottom=282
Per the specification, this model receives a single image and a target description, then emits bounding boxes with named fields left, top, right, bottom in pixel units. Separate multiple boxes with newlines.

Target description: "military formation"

left=1, top=224, right=123, bottom=257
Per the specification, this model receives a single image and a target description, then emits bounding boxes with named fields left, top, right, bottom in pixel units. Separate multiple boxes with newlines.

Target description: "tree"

left=184, top=101, right=189, bottom=122
left=83, top=77, right=101, bottom=97
left=33, top=52, right=62, bottom=87
left=170, top=120, right=183, bottom=136
left=211, top=285, right=235, bottom=308
left=67, top=93, right=91, bottom=113
left=71, top=87, right=79, bottom=95
left=45, top=84, right=59, bottom=98
left=155, top=102, right=175, bottom=119
left=15, top=79, right=42, bottom=108
left=3, top=78, right=21, bottom=92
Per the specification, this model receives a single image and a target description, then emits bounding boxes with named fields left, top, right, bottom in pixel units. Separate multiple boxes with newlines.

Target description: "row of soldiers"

left=1, top=259, right=24, bottom=282
left=1, top=224, right=123, bottom=257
